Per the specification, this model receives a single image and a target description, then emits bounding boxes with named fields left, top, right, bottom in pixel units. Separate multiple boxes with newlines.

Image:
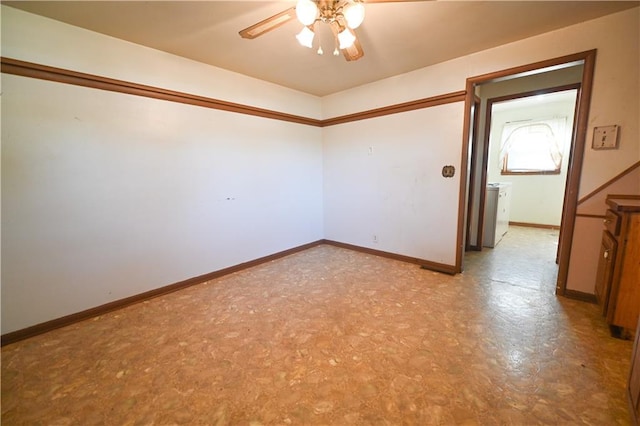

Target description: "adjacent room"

left=2, top=1, right=639, bottom=424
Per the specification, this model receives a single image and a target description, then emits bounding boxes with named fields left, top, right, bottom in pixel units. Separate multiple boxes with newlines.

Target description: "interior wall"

left=578, top=166, right=640, bottom=215
left=567, top=167, right=640, bottom=295
left=323, top=7, right=640, bottom=195
left=1, top=7, right=324, bottom=334
left=485, top=91, right=577, bottom=226
left=323, top=7, right=638, bottom=291
left=323, top=103, right=464, bottom=266
left=2, top=6, right=639, bottom=334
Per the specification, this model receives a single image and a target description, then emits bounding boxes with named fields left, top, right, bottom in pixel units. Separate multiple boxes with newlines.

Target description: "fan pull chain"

left=316, top=21, right=323, bottom=55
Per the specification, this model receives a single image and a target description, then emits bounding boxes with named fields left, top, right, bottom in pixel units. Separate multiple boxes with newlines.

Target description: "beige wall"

left=323, top=8, right=639, bottom=195
left=323, top=7, right=639, bottom=293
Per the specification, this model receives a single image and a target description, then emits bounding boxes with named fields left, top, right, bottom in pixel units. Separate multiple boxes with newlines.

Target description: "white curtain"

left=499, top=117, right=567, bottom=172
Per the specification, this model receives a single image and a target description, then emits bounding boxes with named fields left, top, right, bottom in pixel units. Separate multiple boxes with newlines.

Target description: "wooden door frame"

left=475, top=83, right=582, bottom=254
left=465, top=96, right=482, bottom=251
left=456, top=50, right=597, bottom=297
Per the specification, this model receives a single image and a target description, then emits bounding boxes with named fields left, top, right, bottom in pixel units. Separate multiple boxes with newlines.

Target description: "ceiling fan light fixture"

left=338, top=27, right=356, bottom=49
left=296, top=26, right=315, bottom=48
left=296, top=0, right=318, bottom=26
left=343, top=1, right=365, bottom=29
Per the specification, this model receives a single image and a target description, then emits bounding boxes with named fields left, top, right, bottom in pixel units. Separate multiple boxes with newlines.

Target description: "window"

left=499, top=117, right=566, bottom=175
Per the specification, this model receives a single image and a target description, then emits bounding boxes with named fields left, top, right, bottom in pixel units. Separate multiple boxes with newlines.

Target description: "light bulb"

left=338, top=28, right=356, bottom=49
left=296, top=0, right=318, bottom=26
left=296, top=26, right=315, bottom=48
left=343, top=1, right=365, bottom=29
left=317, top=45, right=323, bottom=55
left=333, top=47, right=339, bottom=56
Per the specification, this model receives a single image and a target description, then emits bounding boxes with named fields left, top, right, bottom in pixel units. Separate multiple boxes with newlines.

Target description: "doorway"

left=481, top=86, right=579, bottom=242
left=457, top=50, right=597, bottom=297
left=469, top=87, right=580, bottom=291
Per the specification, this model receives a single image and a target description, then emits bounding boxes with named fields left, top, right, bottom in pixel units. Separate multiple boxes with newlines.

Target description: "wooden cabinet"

left=628, top=316, right=640, bottom=426
left=595, top=230, right=617, bottom=315
left=597, top=196, right=640, bottom=338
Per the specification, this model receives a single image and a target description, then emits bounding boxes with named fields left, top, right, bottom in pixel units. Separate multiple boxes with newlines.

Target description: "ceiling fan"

left=239, top=0, right=396, bottom=62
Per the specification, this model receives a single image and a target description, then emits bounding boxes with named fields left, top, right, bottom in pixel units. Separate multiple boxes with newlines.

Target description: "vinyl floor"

left=1, top=226, right=633, bottom=425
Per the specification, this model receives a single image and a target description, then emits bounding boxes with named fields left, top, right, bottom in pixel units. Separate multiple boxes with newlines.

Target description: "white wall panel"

left=323, top=103, right=464, bottom=265
left=322, top=7, right=639, bottom=294
left=323, top=8, right=640, bottom=198
left=1, top=75, right=323, bottom=334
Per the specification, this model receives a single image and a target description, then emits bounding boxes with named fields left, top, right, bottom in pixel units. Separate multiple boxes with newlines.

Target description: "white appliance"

left=483, top=182, right=512, bottom=248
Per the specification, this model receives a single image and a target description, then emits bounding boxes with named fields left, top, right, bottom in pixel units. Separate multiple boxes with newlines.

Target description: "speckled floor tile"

left=1, top=226, right=632, bottom=425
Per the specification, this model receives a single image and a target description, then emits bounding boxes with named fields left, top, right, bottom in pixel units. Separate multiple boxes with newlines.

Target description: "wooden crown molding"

left=1, top=57, right=465, bottom=128
left=322, top=91, right=466, bottom=126
left=0, top=56, right=463, bottom=345
left=1, top=57, right=323, bottom=127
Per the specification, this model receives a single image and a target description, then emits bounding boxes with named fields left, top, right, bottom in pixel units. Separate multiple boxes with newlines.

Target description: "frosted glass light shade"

left=296, top=26, right=315, bottom=48
left=296, top=0, right=318, bottom=26
left=343, top=2, right=365, bottom=29
left=338, top=28, right=356, bottom=49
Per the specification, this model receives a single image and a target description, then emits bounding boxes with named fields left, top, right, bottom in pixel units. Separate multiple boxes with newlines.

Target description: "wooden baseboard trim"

left=563, top=289, right=598, bottom=304
left=575, top=213, right=607, bottom=219
left=509, top=222, right=560, bottom=230
left=1, top=240, right=324, bottom=346
left=322, top=239, right=457, bottom=275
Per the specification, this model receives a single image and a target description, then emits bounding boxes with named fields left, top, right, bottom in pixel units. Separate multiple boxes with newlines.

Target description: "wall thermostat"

left=592, top=125, right=619, bottom=150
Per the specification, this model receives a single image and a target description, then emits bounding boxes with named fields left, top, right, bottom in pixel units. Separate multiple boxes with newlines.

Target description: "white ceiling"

left=5, top=1, right=639, bottom=96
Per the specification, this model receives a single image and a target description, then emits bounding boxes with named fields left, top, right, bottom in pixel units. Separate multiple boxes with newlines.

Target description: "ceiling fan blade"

left=342, top=34, right=364, bottom=61
left=239, top=7, right=296, bottom=39
left=330, top=20, right=365, bottom=62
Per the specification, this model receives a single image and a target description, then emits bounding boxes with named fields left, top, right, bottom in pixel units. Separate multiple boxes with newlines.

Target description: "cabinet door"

left=496, top=186, right=511, bottom=239
left=611, top=214, right=640, bottom=330
left=629, top=316, right=640, bottom=426
left=595, top=231, right=617, bottom=316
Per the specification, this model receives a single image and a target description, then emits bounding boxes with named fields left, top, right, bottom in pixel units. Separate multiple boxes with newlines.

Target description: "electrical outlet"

left=368, top=146, right=373, bottom=155
left=373, top=235, right=378, bottom=243
left=442, top=165, right=455, bottom=178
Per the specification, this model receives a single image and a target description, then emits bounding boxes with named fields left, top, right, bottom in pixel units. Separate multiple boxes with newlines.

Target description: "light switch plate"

left=592, top=125, right=619, bottom=150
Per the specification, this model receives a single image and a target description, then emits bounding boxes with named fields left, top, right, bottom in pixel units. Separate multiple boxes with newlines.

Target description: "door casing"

left=456, top=50, right=597, bottom=297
